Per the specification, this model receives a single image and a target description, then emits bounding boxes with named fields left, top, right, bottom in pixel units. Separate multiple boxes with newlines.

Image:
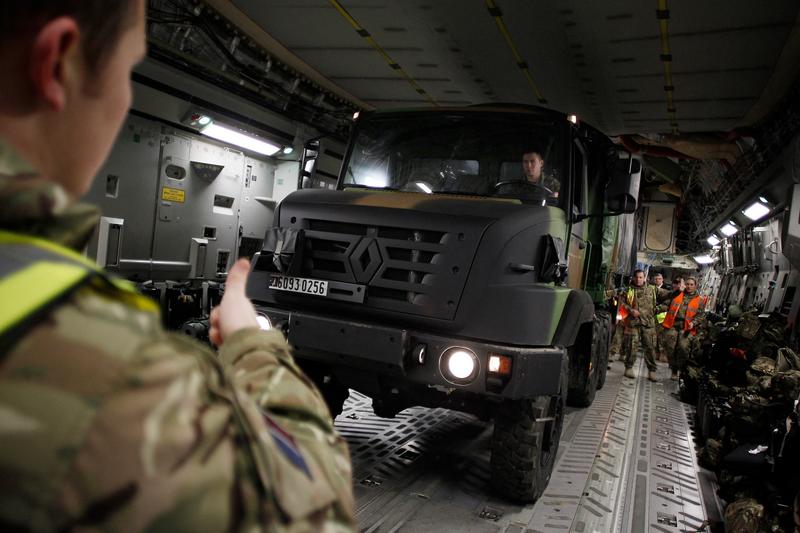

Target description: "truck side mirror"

left=605, top=155, right=642, bottom=214
left=299, top=140, right=320, bottom=189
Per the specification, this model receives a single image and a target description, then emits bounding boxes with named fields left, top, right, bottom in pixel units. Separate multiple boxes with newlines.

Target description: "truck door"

left=567, top=138, right=589, bottom=290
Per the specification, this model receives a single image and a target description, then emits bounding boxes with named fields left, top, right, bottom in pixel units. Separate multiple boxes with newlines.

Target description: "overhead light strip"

left=327, top=0, right=437, bottom=105
left=656, top=0, right=679, bottom=133
left=201, top=123, right=282, bottom=156
left=693, top=254, right=715, bottom=265
left=484, top=0, right=547, bottom=105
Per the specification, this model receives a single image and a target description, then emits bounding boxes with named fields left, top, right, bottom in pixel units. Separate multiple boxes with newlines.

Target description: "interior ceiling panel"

left=228, top=0, right=798, bottom=135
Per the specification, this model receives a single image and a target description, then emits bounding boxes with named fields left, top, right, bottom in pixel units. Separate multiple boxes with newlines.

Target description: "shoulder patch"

left=262, top=411, right=312, bottom=479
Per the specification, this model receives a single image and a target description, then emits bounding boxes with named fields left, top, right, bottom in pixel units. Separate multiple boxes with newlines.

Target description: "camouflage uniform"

left=652, top=285, right=672, bottom=363
left=609, top=323, right=625, bottom=361
left=619, top=284, right=662, bottom=373
left=656, top=324, right=669, bottom=362
left=662, top=289, right=705, bottom=373
left=656, top=289, right=681, bottom=362
left=0, top=143, right=356, bottom=531
left=724, top=498, right=765, bottom=533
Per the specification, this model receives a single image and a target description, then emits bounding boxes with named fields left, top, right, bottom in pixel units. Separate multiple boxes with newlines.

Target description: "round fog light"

left=440, top=347, right=479, bottom=384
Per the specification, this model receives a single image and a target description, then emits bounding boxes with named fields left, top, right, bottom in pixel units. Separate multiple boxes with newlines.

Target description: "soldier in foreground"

left=618, top=270, right=664, bottom=382
left=661, top=276, right=707, bottom=380
left=0, top=1, right=355, bottom=530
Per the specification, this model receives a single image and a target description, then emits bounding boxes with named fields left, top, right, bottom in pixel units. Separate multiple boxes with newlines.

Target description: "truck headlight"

left=256, top=314, right=272, bottom=331
left=440, top=347, right=478, bottom=384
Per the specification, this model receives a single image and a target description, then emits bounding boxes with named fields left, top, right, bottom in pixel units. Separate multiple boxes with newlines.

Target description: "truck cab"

left=247, top=104, right=639, bottom=502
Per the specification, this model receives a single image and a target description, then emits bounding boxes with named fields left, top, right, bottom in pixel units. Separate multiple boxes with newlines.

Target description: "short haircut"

left=522, top=147, right=544, bottom=159
left=634, top=269, right=645, bottom=276
left=673, top=275, right=683, bottom=283
left=0, top=1, right=138, bottom=70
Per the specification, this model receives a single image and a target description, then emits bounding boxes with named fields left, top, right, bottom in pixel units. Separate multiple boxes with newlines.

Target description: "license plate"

left=269, top=275, right=328, bottom=296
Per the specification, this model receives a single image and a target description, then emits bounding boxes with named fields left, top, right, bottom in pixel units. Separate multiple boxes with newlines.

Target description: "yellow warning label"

left=161, top=186, right=185, bottom=203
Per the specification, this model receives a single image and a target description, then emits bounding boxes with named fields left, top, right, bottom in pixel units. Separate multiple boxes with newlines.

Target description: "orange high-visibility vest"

left=616, top=290, right=632, bottom=321
left=662, top=292, right=705, bottom=334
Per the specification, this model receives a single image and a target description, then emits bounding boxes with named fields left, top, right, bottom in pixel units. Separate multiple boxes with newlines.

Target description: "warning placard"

left=161, top=186, right=185, bottom=203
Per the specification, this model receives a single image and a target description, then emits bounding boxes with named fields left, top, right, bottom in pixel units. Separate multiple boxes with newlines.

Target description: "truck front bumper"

left=259, top=307, right=565, bottom=400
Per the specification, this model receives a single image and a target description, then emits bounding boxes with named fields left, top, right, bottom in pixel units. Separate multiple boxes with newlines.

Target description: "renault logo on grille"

left=350, top=237, right=382, bottom=283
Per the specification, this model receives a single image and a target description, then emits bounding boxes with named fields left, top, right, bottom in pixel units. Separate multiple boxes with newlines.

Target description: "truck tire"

left=490, top=365, right=566, bottom=503
left=301, top=364, right=350, bottom=419
left=566, top=321, right=599, bottom=407
left=319, top=381, right=350, bottom=419
left=595, top=311, right=611, bottom=390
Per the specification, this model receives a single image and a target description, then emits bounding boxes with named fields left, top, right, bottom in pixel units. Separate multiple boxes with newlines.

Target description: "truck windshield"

left=343, top=112, right=566, bottom=207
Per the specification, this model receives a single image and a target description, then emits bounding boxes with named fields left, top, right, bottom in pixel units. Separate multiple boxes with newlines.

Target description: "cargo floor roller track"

left=335, top=360, right=723, bottom=532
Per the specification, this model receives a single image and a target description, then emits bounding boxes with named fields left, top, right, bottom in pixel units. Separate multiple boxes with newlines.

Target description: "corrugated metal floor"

left=335, top=359, right=723, bottom=532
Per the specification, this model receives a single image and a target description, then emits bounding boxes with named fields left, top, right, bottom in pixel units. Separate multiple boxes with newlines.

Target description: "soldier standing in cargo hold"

left=649, top=271, right=668, bottom=362
left=0, top=1, right=355, bottom=530
left=619, top=270, right=662, bottom=381
left=662, top=276, right=707, bottom=381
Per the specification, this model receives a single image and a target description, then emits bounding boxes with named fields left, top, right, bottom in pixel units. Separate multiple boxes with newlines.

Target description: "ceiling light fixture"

left=742, top=201, right=770, bottom=221
left=201, top=123, right=281, bottom=156
left=707, top=235, right=720, bottom=246
left=693, top=255, right=715, bottom=265
left=184, top=112, right=213, bottom=129
left=720, top=222, right=738, bottom=237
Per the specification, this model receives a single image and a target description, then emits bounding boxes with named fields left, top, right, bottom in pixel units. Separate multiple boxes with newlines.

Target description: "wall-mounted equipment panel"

left=82, top=115, right=278, bottom=281
left=84, top=115, right=161, bottom=265
left=153, top=136, right=244, bottom=279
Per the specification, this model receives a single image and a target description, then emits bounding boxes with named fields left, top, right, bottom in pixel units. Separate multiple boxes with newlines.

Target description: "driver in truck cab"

left=521, top=148, right=559, bottom=198
left=522, top=150, right=545, bottom=183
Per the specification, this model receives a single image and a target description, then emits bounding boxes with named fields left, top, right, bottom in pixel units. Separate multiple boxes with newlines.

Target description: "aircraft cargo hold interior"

left=1, top=1, right=800, bottom=532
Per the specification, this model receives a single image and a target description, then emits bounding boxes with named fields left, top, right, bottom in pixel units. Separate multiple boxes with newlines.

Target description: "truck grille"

left=303, top=219, right=459, bottom=318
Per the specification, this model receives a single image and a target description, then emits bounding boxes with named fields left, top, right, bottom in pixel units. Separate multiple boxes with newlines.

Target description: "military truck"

left=246, top=105, right=640, bottom=502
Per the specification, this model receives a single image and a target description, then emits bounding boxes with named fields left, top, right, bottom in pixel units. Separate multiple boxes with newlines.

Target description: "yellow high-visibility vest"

left=0, top=229, right=158, bottom=339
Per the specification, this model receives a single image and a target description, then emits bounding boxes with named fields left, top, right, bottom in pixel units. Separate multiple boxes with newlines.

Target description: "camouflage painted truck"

left=246, top=105, right=641, bottom=502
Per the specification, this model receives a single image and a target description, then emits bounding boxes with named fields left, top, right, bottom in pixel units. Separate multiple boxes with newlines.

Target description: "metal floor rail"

left=334, top=359, right=722, bottom=532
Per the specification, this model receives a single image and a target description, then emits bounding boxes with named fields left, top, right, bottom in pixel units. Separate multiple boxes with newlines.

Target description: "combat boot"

left=648, top=371, right=658, bottom=382
left=624, top=367, right=635, bottom=379
left=670, top=370, right=679, bottom=381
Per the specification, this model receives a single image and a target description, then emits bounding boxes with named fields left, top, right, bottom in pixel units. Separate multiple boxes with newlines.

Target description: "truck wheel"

left=566, top=322, right=599, bottom=407
left=595, top=311, right=611, bottom=390
left=301, top=365, right=350, bottom=419
left=319, top=381, right=350, bottom=419
left=490, top=368, right=566, bottom=503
